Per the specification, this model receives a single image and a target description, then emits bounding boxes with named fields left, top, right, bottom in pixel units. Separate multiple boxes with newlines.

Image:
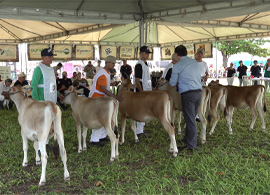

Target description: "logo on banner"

left=0, top=49, right=5, bottom=55
left=64, top=48, right=69, bottom=55
left=105, top=48, right=112, bottom=55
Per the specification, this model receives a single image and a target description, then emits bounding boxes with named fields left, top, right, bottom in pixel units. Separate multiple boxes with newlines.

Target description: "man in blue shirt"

left=169, top=45, right=202, bottom=150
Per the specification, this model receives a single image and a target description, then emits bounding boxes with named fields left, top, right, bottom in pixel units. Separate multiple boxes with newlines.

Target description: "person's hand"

left=59, top=94, right=64, bottom=102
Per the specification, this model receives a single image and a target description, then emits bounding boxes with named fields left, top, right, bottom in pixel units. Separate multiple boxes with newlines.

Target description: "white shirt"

left=0, top=82, right=10, bottom=94
left=162, top=62, right=174, bottom=78
left=198, top=61, right=208, bottom=77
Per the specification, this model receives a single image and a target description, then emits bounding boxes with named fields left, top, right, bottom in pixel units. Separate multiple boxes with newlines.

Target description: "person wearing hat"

left=225, top=62, right=236, bottom=85
left=89, top=56, right=121, bottom=146
left=195, top=48, right=208, bottom=86
left=14, top=72, right=29, bottom=87
left=162, top=53, right=179, bottom=81
left=169, top=45, right=202, bottom=151
left=31, top=48, right=60, bottom=104
left=134, top=46, right=152, bottom=136
left=250, top=60, right=261, bottom=85
left=237, top=60, right=248, bottom=86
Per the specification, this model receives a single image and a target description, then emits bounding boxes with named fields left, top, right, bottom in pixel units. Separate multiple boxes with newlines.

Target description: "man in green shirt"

left=31, top=48, right=62, bottom=103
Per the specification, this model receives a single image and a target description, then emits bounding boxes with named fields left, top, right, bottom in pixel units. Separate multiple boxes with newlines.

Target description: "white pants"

left=90, top=127, right=107, bottom=142
left=136, top=122, right=145, bottom=134
left=0, top=95, right=4, bottom=101
left=227, top=77, right=234, bottom=85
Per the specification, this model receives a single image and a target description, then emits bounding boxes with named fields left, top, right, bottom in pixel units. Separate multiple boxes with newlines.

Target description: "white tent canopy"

left=0, top=0, right=270, bottom=45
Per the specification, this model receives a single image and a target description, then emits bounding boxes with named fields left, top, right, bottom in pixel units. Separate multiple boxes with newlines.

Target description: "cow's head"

left=117, top=79, right=134, bottom=95
left=208, top=80, right=220, bottom=86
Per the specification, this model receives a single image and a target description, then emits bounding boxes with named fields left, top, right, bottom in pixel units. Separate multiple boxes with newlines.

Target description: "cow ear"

left=68, top=86, right=74, bottom=92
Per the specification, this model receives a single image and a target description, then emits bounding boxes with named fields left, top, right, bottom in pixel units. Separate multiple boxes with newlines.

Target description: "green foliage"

left=214, top=39, right=270, bottom=58
left=1, top=97, right=270, bottom=194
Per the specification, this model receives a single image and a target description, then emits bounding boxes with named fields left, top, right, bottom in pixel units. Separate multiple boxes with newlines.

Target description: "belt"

left=181, top=89, right=201, bottom=95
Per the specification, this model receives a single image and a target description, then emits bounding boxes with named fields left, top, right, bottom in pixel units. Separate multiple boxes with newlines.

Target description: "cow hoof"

left=262, top=129, right=265, bottom=132
left=64, top=177, right=70, bottom=181
left=36, top=161, right=41, bottom=165
left=135, top=139, right=139, bottom=143
left=172, top=153, right=178, bottom=158
left=177, top=132, right=181, bottom=135
left=39, top=181, right=46, bottom=186
left=83, top=147, right=87, bottom=151
left=248, top=128, right=253, bottom=132
left=78, top=149, right=82, bottom=154
left=119, top=142, right=124, bottom=145
left=229, top=131, right=233, bottom=135
left=168, top=148, right=173, bottom=153
left=201, top=140, right=206, bottom=144
left=22, top=162, right=28, bottom=167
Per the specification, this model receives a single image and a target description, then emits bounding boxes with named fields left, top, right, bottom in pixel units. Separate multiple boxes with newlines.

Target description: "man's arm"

left=31, top=66, right=42, bottom=100
left=169, top=66, right=178, bottom=87
left=134, top=64, right=143, bottom=92
left=100, top=85, right=122, bottom=102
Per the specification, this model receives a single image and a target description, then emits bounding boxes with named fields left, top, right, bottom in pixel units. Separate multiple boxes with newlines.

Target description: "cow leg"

left=226, top=107, right=234, bottom=134
left=105, top=126, right=116, bottom=162
left=198, top=112, right=207, bottom=144
left=177, top=111, right=182, bottom=135
left=75, top=121, right=83, bottom=153
left=249, top=106, right=258, bottom=131
left=33, top=141, right=41, bottom=165
left=82, top=126, right=88, bottom=151
left=22, top=133, right=28, bottom=167
left=131, top=120, right=139, bottom=143
left=209, top=108, right=219, bottom=136
left=38, top=141, right=47, bottom=186
left=256, top=99, right=266, bottom=132
left=161, top=119, right=178, bottom=157
left=120, top=116, right=127, bottom=145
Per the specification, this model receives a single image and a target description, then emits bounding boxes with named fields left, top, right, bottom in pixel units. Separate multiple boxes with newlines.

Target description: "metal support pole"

left=139, top=20, right=144, bottom=47
left=144, top=22, right=148, bottom=46
left=215, top=41, right=218, bottom=79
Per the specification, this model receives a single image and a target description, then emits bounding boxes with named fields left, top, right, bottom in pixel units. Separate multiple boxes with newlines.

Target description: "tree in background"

left=214, top=39, right=270, bottom=67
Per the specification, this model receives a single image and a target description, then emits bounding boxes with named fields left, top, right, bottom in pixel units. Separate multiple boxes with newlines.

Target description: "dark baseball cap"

left=41, top=48, right=56, bottom=57
left=140, top=46, right=152, bottom=54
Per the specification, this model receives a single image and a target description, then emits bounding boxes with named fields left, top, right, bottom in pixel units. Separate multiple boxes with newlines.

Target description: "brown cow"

left=208, top=81, right=266, bottom=134
left=117, top=79, right=178, bottom=157
left=63, top=86, right=119, bottom=162
left=156, top=78, right=211, bottom=144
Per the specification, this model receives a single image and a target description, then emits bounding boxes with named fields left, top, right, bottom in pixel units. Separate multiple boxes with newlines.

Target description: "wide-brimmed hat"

left=17, top=72, right=26, bottom=78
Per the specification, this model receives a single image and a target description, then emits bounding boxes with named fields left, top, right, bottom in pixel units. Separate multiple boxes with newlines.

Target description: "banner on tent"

left=53, top=45, right=72, bottom=60
left=0, top=45, right=18, bottom=62
left=0, top=66, right=11, bottom=79
left=136, top=47, right=153, bottom=60
left=100, top=46, right=117, bottom=59
left=194, top=43, right=212, bottom=58
left=28, top=44, right=50, bottom=60
left=183, top=44, right=195, bottom=59
left=161, top=46, right=175, bottom=60
left=75, top=45, right=95, bottom=60
left=119, top=46, right=135, bottom=60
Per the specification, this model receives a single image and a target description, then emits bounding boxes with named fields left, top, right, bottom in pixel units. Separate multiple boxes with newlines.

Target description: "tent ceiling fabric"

left=0, top=0, right=270, bottom=46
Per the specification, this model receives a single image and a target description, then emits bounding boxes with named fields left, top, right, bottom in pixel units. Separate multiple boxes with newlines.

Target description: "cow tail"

left=113, top=100, right=119, bottom=139
left=48, top=102, right=59, bottom=160
left=263, top=86, right=267, bottom=113
left=223, top=88, right=228, bottom=118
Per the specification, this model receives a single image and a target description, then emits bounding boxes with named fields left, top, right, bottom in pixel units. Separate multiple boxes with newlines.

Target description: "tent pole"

left=144, top=22, right=148, bottom=46
left=139, top=20, right=144, bottom=47
left=215, top=41, right=218, bottom=79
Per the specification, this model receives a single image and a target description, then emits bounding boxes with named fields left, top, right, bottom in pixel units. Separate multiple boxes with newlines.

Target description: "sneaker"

left=90, top=141, right=105, bottom=147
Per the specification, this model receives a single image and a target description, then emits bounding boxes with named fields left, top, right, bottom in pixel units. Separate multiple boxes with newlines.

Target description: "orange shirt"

left=92, top=69, right=109, bottom=98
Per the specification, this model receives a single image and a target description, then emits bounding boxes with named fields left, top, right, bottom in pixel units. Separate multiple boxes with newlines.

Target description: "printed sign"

left=194, top=43, right=212, bottom=58
left=0, top=45, right=17, bottom=61
left=53, top=45, right=72, bottom=60
left=136, top=47, right=153, bottom=60
left=161, top=46, right=175, bottom=60
left=183, top=44, right=195, bottom=59
left=75, top=45, right=94, bottom=60
left=28, top=44, right=50, bottom=60
left=119, top=46, right=135, bottom=59
left=100, top=46, right=117, bottom=59
left=0, top=66, right=11, bottom=79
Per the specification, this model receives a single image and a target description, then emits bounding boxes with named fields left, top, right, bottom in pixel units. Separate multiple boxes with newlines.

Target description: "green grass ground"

left=0, top=95, right=270, bottom=194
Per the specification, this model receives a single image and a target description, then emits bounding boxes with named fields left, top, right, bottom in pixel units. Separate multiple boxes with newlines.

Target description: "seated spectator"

left=56, top=72, right=70, bottom=110
left=72, top=72, right=90, bottom=97
left=58, top=71, right=72, bottom=94
left=14, top=72, right=29, bottom=87
left=0, top=79, right=13, bottom=110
